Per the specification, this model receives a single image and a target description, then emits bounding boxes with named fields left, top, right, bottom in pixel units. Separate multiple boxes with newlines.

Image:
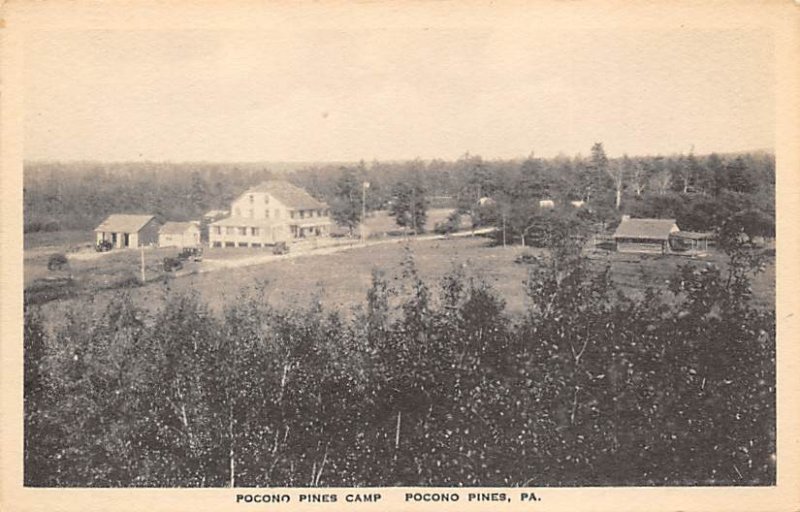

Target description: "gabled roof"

left=244, top=181, right=327, bottom=210
left=613, top=218, right=679, bottom=240
left=159, top=221, right=199, bottom=235
left=95, top=214, right=156, bottom=233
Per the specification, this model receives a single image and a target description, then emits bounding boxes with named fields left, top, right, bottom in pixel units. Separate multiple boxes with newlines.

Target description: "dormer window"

left=249, top=195, right=254, bottom=204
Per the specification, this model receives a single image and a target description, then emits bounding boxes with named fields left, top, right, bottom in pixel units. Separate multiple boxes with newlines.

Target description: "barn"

left=95, top=214, right=160, bottom=249
left=613, top=217, right=679, bottom=254
left=159, top=221, right=201, bottom=248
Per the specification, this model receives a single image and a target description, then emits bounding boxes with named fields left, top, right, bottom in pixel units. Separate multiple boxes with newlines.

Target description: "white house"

left=159, top=221, right=201, bottom=248
left=209, top=181, right=332, bottom=248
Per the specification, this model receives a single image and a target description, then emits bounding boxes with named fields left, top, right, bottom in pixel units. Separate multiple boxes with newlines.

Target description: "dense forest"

left=24, top=233, right=774, bottom=487
left=23, top=146, right=774, bottom=239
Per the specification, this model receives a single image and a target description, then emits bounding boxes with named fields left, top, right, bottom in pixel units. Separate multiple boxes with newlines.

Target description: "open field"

left=27, top=232, right=775, bottom=334
left=330, top=208, right=463, bottom=236
left=23, top=229, right=94, bottom=251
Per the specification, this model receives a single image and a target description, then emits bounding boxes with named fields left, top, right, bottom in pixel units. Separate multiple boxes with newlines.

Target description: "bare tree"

left=650, top=169, right=672, bottom=196
left=607, top=161, right=625, bottom=209
left=629, top=161, right=647, bottom=197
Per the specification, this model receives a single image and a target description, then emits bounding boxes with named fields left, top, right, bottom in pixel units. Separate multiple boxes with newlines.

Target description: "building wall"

left=616, top=240, right=666, bottom=254
left=160, top=229, right=201, bottom=248
left=95, top=230, right=133, bottom=248
left=138, top=219, right=161, bottom=246
left=209, top=223, right=291, bottom=247
left=231, top=192, right=291, bottom=222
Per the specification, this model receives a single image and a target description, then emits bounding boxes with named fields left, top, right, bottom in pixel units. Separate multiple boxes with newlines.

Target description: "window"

left=290, top=211, right=296, bottom=219
left=226, top=227, right=234, bottom=235
left=264, top=194, right=270, bottom=204
left=214, top=226, right=222, bottom=235
left=265, top=210, right=270, bottom=219
left=239, top=227, right=247, bottom=236
left=248, top=209, right=253, bottom=218
left=299, top=210, right=305, bottom=219
left=249, top=195, right=254, bottom=204
left=251, top=227, right=259, bottom=236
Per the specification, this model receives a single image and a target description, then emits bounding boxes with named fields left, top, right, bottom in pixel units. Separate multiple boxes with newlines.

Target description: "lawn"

left=29, top=234, right=775, bottom=335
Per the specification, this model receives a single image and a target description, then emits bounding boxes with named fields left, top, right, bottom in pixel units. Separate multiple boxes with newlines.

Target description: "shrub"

left=47, top=253, right=69, bottom=271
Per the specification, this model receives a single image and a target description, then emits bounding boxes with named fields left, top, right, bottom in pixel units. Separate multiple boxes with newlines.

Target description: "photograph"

left=3, top=1, right=798, bottom=510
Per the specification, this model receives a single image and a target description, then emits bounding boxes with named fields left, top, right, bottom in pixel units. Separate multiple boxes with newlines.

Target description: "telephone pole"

left=140, top=244, right=146, bottom=283
left=361, top=181, right=370, bottom=244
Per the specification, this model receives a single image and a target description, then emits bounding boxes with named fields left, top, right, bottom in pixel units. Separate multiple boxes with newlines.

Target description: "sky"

left=23, top=27, right=774, bottom=162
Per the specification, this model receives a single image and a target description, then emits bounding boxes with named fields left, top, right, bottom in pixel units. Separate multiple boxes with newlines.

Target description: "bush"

left=24, top=278, right=77, bottom=306
left=47, top=253, right=69, bottom=271
left=433, top=211, right=461, bottom=235
left=24, top=219, right=61, bottom=233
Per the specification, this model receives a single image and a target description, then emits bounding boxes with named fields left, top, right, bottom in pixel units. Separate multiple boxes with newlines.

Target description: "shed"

left=539, top=199, right=555, bottom=209
left=159, top=221, right=201, bottom=248
left=613, top=218, right=679, bottom=254
left=95, top=214, right=160, bottom=249
left=670, top=230, right=713, bottom=253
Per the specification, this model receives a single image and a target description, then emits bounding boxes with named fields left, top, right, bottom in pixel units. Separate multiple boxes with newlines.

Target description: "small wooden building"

left=613, top=218, right=679, bottom=254
left=670, top=230, right=713, bottom=255
left=159, top=221, right=201, bottom=248
left=95, top=214, right=160, bottom=249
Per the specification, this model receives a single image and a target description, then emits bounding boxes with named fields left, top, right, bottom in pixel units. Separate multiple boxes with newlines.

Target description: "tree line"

left=25, top=237, right=775, bottom=487
left=24, top=147, right=774, bottom=237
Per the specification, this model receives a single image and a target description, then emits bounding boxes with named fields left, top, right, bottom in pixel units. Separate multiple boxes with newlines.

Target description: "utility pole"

left=140, top=244, right=146, bottom=283
left=411, top=186, right=417, bottom=237
left=502, top=211, right=507, bottom=248
left=361, top=181, right=369, bottom=244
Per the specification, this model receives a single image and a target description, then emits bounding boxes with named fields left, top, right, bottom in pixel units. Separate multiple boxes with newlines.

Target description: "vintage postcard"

left=1, top=1, right=798, bottom=511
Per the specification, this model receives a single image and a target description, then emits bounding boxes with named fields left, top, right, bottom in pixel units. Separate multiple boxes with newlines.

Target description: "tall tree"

left=330, top=168, right=366, bottom=236
left=628, top=160, right=647, bottom=198
left=607, top=154, right=629, bottom=209
left=726, top=157, right=756, bottom=194
left=390, top=177, right=428, bottom=233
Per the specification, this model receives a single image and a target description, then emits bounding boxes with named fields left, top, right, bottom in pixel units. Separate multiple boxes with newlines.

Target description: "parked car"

left=272, top=242, right=289, bottom=255
left=95, top=240, right=113, bottom=252
left=163, top=257, right=183, bottom=272
left=178, top=247, right=203, bottom=262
